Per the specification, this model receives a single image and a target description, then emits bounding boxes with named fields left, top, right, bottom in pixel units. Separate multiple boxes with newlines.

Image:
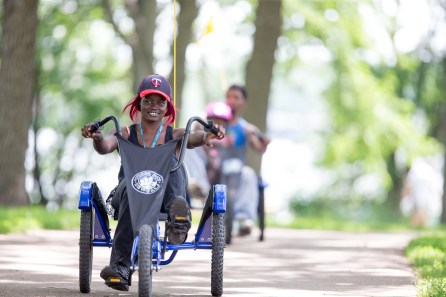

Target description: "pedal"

left=107, top=277, right=122, bottom=283
left=104, top=277, right=129, bottom=291
left=174, top=215, right=188, bottom=221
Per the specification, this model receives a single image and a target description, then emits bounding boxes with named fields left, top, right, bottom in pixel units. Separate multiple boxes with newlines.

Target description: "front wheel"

left=138, top=224, right=153, bottom=297
left=79, top=209, right=94, bottom=293
left=211, top=213, right=225, bottom=297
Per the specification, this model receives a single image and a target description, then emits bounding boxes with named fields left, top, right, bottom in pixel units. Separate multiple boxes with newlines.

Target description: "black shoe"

left=167, top=197, right=192, bottom=244
left=100, top=265, right=130, bottom=291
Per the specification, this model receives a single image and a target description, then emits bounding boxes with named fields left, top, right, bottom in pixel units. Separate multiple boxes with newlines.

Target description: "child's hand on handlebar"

left=81, top=123, right=104, bottom=141
left=204, top=124, right=225, bottom=147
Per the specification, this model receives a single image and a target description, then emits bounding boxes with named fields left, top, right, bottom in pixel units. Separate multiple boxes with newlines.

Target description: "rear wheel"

left=211, top=213, right=225, bottom=297
left=224, top=200, right=233, bottom=245
left=223, top=173, right=239, bottom=245
left=257, top=182, right=265, bottom=242
left=79, top=209, right=94, bottom=293
left=138, top=224, right=153, bottom=297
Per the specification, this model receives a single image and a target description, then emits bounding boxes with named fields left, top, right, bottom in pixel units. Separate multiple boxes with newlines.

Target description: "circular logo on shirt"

left=131, top=170, right=164, bottom=195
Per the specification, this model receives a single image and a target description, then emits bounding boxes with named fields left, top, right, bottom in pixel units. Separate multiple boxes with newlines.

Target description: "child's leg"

left=234, top=166, right=259, bottom=222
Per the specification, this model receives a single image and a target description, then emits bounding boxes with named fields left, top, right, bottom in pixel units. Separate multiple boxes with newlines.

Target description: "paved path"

left=0, top=228, right=418, bottom=297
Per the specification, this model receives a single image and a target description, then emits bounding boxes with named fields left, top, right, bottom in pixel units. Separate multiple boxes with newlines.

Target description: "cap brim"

left=140, top=89, right=171, bottom=102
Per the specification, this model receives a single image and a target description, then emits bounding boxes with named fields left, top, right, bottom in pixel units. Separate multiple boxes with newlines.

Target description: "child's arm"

left=174, top=125, right=225, bottom=149
left=245, top=122, right=270, bottom=154
left=81, top=125, right=127, bottom=154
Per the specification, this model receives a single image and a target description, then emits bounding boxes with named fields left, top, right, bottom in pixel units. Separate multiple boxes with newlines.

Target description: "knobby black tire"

left=211, top=213, right=225, bottom=297
left=258, top=186, right=265, bottom=242
left=138, top=224, right=153, bottom=297
left=79, top=209, right=93, bottom=293
left=223, top=173, right=239, bottom=245
left=224, top=199, right=233, bottom=245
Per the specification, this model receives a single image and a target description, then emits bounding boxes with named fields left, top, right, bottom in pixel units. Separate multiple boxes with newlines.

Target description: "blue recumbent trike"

left=77, top=115, right=226, bottom=297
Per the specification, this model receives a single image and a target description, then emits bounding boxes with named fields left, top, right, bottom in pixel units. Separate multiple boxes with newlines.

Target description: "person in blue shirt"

left=220, top=84, right=270, bottom=236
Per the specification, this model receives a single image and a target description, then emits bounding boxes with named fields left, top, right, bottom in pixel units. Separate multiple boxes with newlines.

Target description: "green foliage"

left=406, top=231, right=446, bottom=296
left=267, top=195, right=416, bottom=231
left=279, top=0, right=444, bottom=211
left=37, top=2, right=131, bottom=126
left=0, top=206, right=80, bottom=234
left=270, top=215, right=411, bottom=232
left=30, top=2, right=133, bottom=205
left=26, top=0, right=446, bottom=219
left=287, top=195, right=414, bottom=231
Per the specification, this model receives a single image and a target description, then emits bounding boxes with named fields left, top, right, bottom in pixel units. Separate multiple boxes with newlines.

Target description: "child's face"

left=140, top=94, right=167, bottom=121
left=225, top=89, right=246, bottom=114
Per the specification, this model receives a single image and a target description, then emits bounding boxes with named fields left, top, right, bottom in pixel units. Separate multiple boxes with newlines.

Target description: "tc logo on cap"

left=151, top=78, right=162, bottom=88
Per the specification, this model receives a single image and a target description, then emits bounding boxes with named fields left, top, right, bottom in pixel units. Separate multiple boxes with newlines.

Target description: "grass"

left=0, top=206, right=81, bottom=234
left=0, top=206, right=204, bottom=235
left=405, top=230, right=446, bottom=297
left=0, top=205, right=416, bottom=234
left=268, top=215, right=414, bottom=232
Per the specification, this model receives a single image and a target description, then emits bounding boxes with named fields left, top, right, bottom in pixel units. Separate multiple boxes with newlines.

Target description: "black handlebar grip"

left=204, top=120, right=220, bottom=136
left=88, top=125, right=98, bottom=133
left=88, top=119, right=105, bottom=133
left=209, top=126, right=219, bottom=135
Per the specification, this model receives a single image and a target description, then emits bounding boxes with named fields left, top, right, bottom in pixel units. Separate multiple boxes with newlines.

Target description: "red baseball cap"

left=138, top=74, right=172, bottom=102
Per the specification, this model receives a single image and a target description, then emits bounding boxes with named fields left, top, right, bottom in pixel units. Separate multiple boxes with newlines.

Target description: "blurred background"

left=1, top=0, right=446, bottom=230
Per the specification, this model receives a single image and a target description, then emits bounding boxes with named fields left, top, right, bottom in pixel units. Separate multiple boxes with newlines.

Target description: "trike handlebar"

left=88, top=115, right=219, bottom=173
left=171, top=116, right=219, bottom=172
left=88, top=115, right=122, bottom=136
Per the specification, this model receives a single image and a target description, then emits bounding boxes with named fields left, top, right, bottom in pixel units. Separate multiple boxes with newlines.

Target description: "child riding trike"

left=78, top=114, right=226, bottom=297
left=78, top=72, right=227, bottom=297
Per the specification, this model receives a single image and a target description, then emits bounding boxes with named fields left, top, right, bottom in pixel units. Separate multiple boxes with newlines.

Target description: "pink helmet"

left=206, top=102, right=232, bottom=121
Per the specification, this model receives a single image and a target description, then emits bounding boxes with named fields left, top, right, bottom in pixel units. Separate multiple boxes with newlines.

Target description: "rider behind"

left=223, top=84, right=270, bottom=236
left=203, top=102, right=233, bottom=186
left=183, top=102, right=232, bottom=207
left=81, top=74, right=224, bottom=291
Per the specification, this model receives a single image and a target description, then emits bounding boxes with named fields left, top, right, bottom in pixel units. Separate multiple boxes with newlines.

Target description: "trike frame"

left=78, top=115, right=226, bottom=297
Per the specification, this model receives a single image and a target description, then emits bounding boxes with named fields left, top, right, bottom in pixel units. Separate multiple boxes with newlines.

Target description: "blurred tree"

left=15, top=0, right=443, bottom=215
left=368, top=1, right=446, bottom=216
left=30, top=2, right=130, bottom=207
left=102, top=0, right=156, bottom=86
left=410, top=2, right=446, bottom=223
left=102, top=0, right=198, bottom=123
left=30, top=0, right=199, bottom=207
left=168, top=0, right=198, bottom=117
left=439, top=55, right=446, bottom=224
left=244, top=0, right=283, bottom=174
left=277, top=0, right=441, bottom=215
left=0, top=0, right=39, bottom=206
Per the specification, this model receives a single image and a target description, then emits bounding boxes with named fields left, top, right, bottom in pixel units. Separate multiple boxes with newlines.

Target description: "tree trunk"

left=102, top=0, right=156, bottom=89
left=126, top=0, right=156, bottom=86
left=169, top=0, right=198, bottom=124
left=385, top=153, right=404, bottom=217
left=103, top=0, right=197, bottom=118
left=0, top=0, right=39, bottom=206
left=244, top=0, right=282, bottom=174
